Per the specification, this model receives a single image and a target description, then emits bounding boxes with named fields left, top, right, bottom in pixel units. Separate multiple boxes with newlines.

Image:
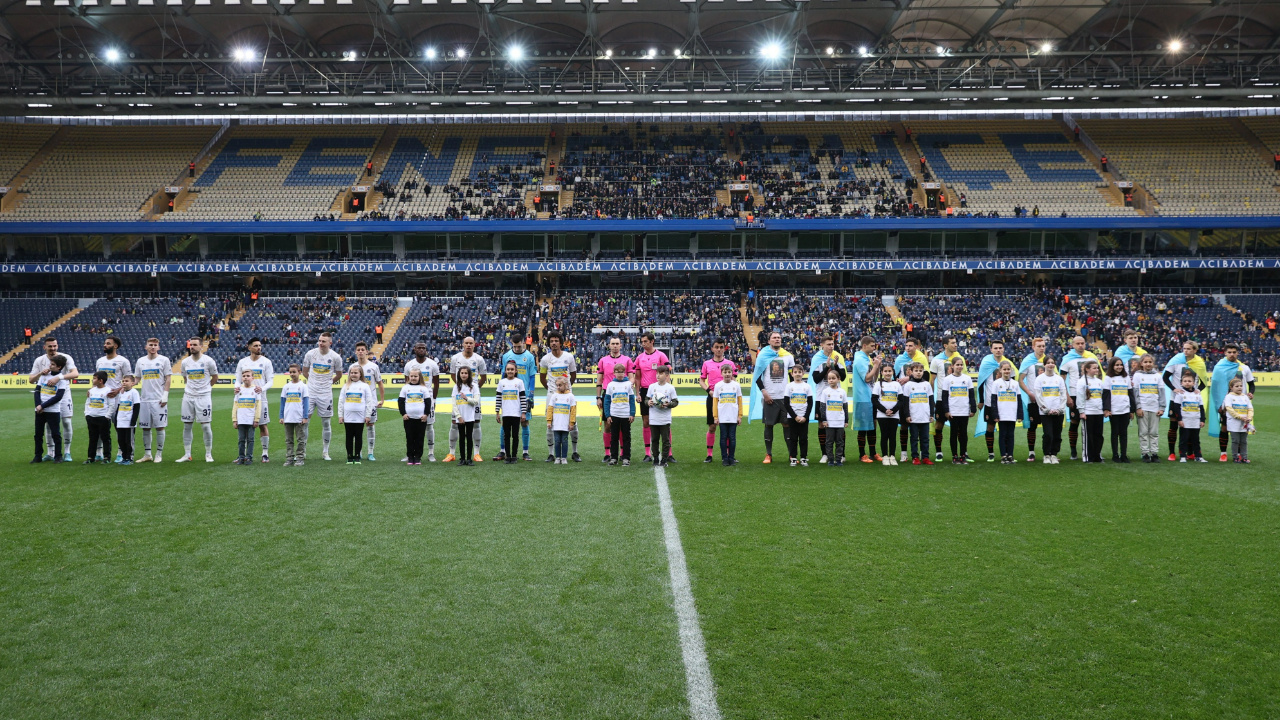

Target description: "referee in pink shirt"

left=699, top=338, right=739, bottom=463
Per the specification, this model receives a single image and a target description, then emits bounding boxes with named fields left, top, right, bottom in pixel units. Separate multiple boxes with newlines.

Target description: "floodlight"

left=509, top=46, right=525, bottom=60
left=425, top=47, right=437, bottom=60
left=1039, top=42, right=1052, bottom=54
left=761, top=42, right=783, bottom=61
left=1168, top=39, right=1184, bottom=53
left=104, top=47, right=121, bottom=63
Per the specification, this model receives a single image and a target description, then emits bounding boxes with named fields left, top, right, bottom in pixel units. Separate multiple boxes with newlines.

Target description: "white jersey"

left=233, top=386, right=261, bottom=425
left=339, top=381, right=376, bottom=424
left=449, top=352, right=488, bottom=381
left=279, top=381, right=311, bottom=423
left=235, top=355, right=275, bottom=393
left=714, top=380, right=743, bottom=424
left=95, top=354, right=132, bottom=391
left=990, top=378, right=1020, bottom=422
left=1222, top=394, right=1254, bottom=433
left=1105, top=375, right=1132, bottom=415
left=135, top=355, right=172, bottom=403
left=453, top=381, right=481, bottom=423
left=1131, top=371, right=1166, bottom=413
left=1173, top=389, right=1204, bottom=429
left=1033, top=374, right=1067, bottom=414
left=872, top=380, right=902, bottom=419
left=496, top=377, right=527, bottom=418
left=548, top=391, right=577, bottom=431
left=929, top=354, right=949, bottom=392
left=1076, top=376, right=1105, bottom=415
left=85, top=385, right=113, bottom=418
left=817, top=385, right=847, bottom=428
left=903, top=380, right=934, bottom=424
left=757, top=362, right=789, bottom=401
left=1061, top=353, right=1097, bottom=395
left=539, top=351, right=578, bottom=386
left=353, top=359, right=381, bottom=387
left=786, top=381, right=812, bottom=420
left=647, top=383, right=678, bottom=425
left=404, top=357, right=441, bottom=384
left=180, top=354, right=219, bottom=397
left=302, top=348, right=345, bottom=395
left=115, top=389, right=141, bottom=429
left=31, top=353, right=77, bottom=416
left=606, top=379, right=636, bottom=420
left=938, top=374, right=975, bottom=417
left=399, top=383, right=431, bottom=420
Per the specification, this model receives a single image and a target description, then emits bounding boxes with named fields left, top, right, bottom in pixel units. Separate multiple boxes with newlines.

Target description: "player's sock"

left=156, top=429, right=165, bottom=453
left=1167, top=424, right=1178, bottom=456
left=367, top=425, right=376, bottom=455
left=522, top=423, right=530, bottom=452
left=547, top=427, right=555, bottom=454
left=985, top=433, right=995, bottom=455
left=1070, top=419, right=1080, bottom=455
left=706, top=431, right=715, bottom=457
left=427, top=423, right=435, bottom=453
left=604, top=431, right=613, bottom=456
left=62, top=417, right=73, bottom=452
left=763, top=424, right=774, bottom=455
left=900, top=424, right=909, bottom=453
left=570, top=427, right=579, bottom=453
left=933, top=425, right=944, bottom=453
left=202, top=424, right=214, bottom=454
left=643, top=426, right=651, bottom=456
left=856, top=431, right=866, bottom=456
left=1026, top=426, right=1037, bottom=452
left=449, top=422, right=459, bottom=455
left=183, top=423, right=194, bottom=456
left=322, top=417, right=332, bottom=454
left=473, top=422, right=482, bottom=453
left=261, top=434, right=270, bottom=456
left=1219, top=428, right=1229, bottom=453
left=142, top=428, right=152, bottom=453
left=867, top=427, right=877, bottom=454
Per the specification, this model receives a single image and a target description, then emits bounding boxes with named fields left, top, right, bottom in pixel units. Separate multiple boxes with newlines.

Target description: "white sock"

left=156, top=429, right=166, bottom=453
left=367, top=424, right=376, bottom=454
left=261, top=434, right=270, bottom=455
left=322, top=417, right=332, bottom=452
left=183, top=423, right=194, bottom=456
left=571, top=427, right=579, bottom=453
left=202, top=424, right=213, bottom=454
left=473, top=421, right=482, bottom=453
left=547, top=427, right=555, bottom=453
left=449, top=422, right=459, bottom=454
left=62, top=416, right=73, bottom=452
left=143, top=428, right=152, bottom=452
left=427, top=423, right=435, bottom=452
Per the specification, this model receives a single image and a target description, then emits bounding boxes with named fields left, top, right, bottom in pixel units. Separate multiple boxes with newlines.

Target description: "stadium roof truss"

left=3, top=0, right=1280, bottom=113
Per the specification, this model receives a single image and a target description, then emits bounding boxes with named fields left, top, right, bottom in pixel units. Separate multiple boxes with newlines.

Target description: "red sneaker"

left=762, top=455, right=772, bottom=464
left=1167, top=453, right=1177, bottom=461
left=860, top=455, right=872, bottom=463
left=1219, top=452, right=1229, bottom=462
left=871, top=454, right=883, bottom=462
left=912, top=458, right=922, bottom=465
left=922, top=458, right=935, bottom=466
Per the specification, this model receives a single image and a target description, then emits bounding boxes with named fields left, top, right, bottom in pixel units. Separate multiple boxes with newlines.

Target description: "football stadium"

left=2, top=0, right=1279, bottom=717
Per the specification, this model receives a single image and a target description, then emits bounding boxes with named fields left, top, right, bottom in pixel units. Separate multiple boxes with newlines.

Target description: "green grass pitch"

left=1, top=390, right=1277, bottom=719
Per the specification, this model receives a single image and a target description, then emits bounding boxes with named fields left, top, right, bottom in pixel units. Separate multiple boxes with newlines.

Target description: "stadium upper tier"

left=3, top=120, right=1280, bottom=223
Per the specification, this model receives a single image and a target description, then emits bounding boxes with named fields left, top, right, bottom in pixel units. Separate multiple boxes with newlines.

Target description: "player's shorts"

left=139, top=401, right=169, bottom=429
left=181, top=394, right=213, bottom=424
left=258, top=398, right=271, bottom=425
left=312, top=391, right=334, bottom=419
left=706, top=394, right=716, bottom=425
left=761, top=400, right=787, bottom=425
left=1025, top=401, right=1041, bottom=427
left=639, top=387, right=650, bottom=417
left=853, top=402, right=875, bottom=431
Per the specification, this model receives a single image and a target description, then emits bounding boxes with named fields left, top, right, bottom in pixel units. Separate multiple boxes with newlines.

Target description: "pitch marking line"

left=654, top=465, right=723, bottom=720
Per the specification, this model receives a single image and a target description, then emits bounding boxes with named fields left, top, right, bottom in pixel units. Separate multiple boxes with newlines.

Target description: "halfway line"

left=654, top=465, right=723, bottom=720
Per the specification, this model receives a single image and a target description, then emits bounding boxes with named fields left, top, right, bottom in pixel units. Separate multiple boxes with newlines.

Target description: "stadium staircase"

left=0, top=126, right=71, bottom=213
left=1228, top=118, right=1276, bottom=167
left=1066, top=124, right=1155, bottom=216
left=359, top=124, right=402, bottom=217
left=0, top=304, right=84, bottom=368
left=892, top=123, right=930, bottom=207
left=370, top=304, right=410, bottom=358
left=715, top=189, right=732, bottom=208
left=145, top=120, right=234, bottom=219
left=740, top=299, right=762, bottom=353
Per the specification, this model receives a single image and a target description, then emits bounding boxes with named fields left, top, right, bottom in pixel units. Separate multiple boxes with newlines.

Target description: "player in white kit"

left=302, top=332, right=345, bottom=461
left=94, top=337, right=132, bottom=461
left=30, top=336, right=79, bottom=462
left=177, top=336, right=219, bottom=463
left=403, top=342, right=442, bottom=462
left=235, top=337, right=276, bottom=463
left=135, top=337, right=173, bottom=463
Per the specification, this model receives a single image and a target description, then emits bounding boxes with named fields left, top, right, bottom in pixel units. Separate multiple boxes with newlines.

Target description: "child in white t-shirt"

left=784, top=365, right=813, bottom=467
left=987, top=360, right=1021, bottom=464
left=937, top=357, right=975, bottom=464
left=1171, top=370, right=1207, bottom=463
left=901, top=363, right=934, bottom=464
left=1032, top=357, right=1068, bottom=464
left=83, top=370, right=113, bottom=465
left=1131, top=354, right=1165, bottom=463
left=872, top=364, right=903, bottom=466
left=279, top=364, right=312, bottom=467
left=605, top=362, right=637, bottom=466
left=1221, top=377, right=1255, bottom=463
left=713, top=363, right=743, bottom=467
left=646, top=367, right=679, bottom=466
left=546, top=377, right=578, bottom=465
left=817, top=368, right=848, bottom=467
left=495, top=361, right=529, bottom=465
left=114, top=374, right=141, bottom=465
left=398, top=369, right=432, bottom=466
left=452, top=367, right=481, bottom=467
left=232, top=369, right=263, bottom=465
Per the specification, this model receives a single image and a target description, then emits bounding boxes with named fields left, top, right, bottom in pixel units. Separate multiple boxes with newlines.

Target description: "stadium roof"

left=3, top=0, right=1280, bottom=113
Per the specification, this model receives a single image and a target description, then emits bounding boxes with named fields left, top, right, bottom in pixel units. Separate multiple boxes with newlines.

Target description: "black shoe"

left=52, top=457, right=64, bottom=464
left=642, top=454, right=653, bottom=463
left=82, top=459, right=95, bottom=465
left=666, top=455, right=677, bottom=464
left=703, top=456, right=713, bottom=463
left=546, top=454, right=555, bottom=463
left=30, top=457, right=42, bottom=464
left=603, top=454, right=610, bottom=464
left=571, top=452, right=582, bottom=463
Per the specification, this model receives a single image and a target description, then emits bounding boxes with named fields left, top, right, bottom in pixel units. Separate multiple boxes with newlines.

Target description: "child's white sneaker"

left=789, top=458, right=798, bottom=467
left=819, top=455, right=828, bottom=464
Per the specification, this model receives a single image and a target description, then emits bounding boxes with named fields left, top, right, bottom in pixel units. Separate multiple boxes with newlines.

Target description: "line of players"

left=27, top=325, right=1259, bottom=467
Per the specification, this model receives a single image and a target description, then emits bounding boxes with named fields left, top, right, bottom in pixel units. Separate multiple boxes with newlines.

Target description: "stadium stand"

left=544, top=291, right=749, bottom=372
left=906, top=121, right=1135, bottom=218
left=386, top=293, right=534, bottom=371
left=1, top=125, right=216, bottom=222
left=1080, top=119, right=1280, bottom=216
left=163, top=125, right=380, bottom=222
left=223, top=296, right=395, bottom=372
left=372, top=124, right=546, bottom=220
left=0, top=298, right=80, bottom=362
left=754, top=291, right=898, bottom=361
left=0, top=123, right=59, bottom=187
left=894, top=291, right=1073, bottom=364
left=0, top=295, right=237, bottom=374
